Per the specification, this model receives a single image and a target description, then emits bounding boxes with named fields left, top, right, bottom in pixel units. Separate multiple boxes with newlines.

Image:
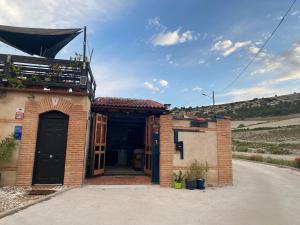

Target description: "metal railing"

left=0, top=54, right=96, bottom=99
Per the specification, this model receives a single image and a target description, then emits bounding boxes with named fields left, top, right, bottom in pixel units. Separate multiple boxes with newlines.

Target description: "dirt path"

left=0, top=160, right=300, bottom=225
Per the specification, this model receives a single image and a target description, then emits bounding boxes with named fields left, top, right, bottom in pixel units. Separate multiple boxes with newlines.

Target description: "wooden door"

left=33, top=111, right=69, bottom=184
left=92, top=114, right=107, bottom=176
left=144, top=116, right=154, bottom=175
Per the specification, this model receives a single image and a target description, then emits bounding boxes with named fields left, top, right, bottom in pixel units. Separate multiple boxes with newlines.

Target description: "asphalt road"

left=1, top=160, right=300, bottom=225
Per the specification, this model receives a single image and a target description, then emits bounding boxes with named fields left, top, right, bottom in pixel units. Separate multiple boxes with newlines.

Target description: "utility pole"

left=201, top=90, right=216, bottom=114
left=212, top=91, right=215, bottom=107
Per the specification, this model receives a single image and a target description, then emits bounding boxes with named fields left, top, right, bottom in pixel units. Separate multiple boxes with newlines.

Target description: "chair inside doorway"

left=104, top=113, right=146, bottom=176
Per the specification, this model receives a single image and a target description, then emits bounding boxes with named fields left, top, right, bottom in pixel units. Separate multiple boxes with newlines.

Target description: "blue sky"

left=1, top=0, right=300, bottom=107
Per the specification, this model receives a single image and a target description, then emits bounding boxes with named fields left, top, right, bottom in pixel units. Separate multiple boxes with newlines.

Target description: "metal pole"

left=212, top=91, right=215, bottom=114
left=83, top=26, right=87, bottom=66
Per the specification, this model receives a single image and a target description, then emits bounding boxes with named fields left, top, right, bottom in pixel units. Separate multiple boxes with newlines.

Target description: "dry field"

left=232, top=115, right=300, bottom=158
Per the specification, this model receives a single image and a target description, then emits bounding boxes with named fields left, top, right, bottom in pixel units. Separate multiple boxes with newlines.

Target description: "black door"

left=33, top=111, right=69, bottom=184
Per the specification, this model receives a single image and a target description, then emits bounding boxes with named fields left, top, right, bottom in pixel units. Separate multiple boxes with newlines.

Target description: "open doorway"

left=87, top=97, right=166, bottom=184
left=105, top=112, right=146, bottom=176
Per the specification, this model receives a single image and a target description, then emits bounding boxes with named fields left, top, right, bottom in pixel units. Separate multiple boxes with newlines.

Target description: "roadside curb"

left=0, top=187, right=74, bottom=220
left=233, top=158, right=300, bottom=172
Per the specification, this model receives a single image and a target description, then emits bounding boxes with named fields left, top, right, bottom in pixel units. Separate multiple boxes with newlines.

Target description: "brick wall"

left=159, top=114, right=173, bottom=187
left=216, top=118, right=233, bottom=185
left=15, top=96, right=89, bottom=186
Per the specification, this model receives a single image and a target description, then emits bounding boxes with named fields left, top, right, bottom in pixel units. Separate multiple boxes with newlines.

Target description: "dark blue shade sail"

left=0, top=25, right=82, bottom=58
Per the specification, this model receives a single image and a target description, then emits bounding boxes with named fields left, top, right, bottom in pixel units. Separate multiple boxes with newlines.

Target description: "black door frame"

left=32, top=110, right=69, bottom=185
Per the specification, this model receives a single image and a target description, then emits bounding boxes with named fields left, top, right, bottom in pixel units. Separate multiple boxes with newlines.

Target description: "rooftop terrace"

left=0, top=53, right=96, bottom=99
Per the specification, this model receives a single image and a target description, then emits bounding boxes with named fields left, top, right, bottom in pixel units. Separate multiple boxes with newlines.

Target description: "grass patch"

left=233, top=154, right=300, bottom=169
left=232, top=140, right=298, bottom=155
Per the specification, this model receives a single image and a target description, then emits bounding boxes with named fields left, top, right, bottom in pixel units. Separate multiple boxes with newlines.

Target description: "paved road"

left=1, top=160, right=300, bottom=225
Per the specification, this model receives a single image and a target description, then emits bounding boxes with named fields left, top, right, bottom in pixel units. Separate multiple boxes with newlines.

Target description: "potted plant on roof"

left=173, top=170, right=185, bottom=189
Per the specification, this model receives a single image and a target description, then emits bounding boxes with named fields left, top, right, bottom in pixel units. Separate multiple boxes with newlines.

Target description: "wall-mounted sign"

left=52, top=97, right=59, bottom=106
left=14, top=125, right=23, bottom=140
left=15, top=107, right=24, bottom=119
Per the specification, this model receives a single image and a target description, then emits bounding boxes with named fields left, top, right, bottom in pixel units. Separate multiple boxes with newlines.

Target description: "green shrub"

left=0, top=135, right=18, bottom=162
left=185, top=160, right=208, bottom=180
left=237, top=124, right=245, bottom=128
left=235, top=146, right=249, bottom=152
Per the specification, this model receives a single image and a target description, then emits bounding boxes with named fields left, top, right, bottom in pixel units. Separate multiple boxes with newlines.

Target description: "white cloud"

left=192, top=86, right=202, bottom=92
left=211, top=39, right=252, bottom=57
left=149, top=18, right=196, bottom=47
left=251, top=60, right=282, bottom=75
left=248, top=46, right=260, bottom=54
left=143, top=79, right=169, bottom=93
left=0, top=0, right=132, bottom=28
left=165, top=54, right=174, bottom=64
left=198, top=59, right=205, bottom=64
left=251, top=45, right=300, bottom=76
left=92, top=60, right=141, bottom=97
left=260, top=69, right=300, bottom=85
left=211, top=40, right=232, bottom=51
left=159, top=79, right=168, bottom=87
left=224, top=86, right=289, bottom=101
left=223, top=41, right=252, bottom=56
left=144, top=82, right=159, bottom=92
left=216, top=57, right=220, bottom=61
left=291, top=10, right=299, bottom=16
left=151, top=29, right=195, bottom=46
left=148, top=17, right=166, bottom=30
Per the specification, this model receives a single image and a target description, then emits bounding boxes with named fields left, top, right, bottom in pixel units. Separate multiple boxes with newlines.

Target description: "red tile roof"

left=93, top=97, right=166, bottom=110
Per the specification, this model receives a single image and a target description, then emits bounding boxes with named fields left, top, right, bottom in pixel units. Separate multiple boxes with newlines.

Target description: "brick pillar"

left=16, top=100, right=39, bottom=186
left=159, top=114, right=173, bottom=187
left=216, top=118, right=232, bottom=185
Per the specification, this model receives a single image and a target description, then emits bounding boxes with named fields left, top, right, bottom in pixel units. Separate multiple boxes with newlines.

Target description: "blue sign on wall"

left=14, top=125, right=22, bottom=140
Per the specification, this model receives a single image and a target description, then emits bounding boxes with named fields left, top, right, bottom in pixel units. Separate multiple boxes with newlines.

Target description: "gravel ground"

left=0, top=186, right=65, bottom=213
left=0, top=187, right=40, bottom=213
left=0, top=160, right=300, bottom=225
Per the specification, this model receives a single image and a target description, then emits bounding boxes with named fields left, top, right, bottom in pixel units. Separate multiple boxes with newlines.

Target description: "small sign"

left=52, top=97, right=59, bottom=106
left=15, top=107, right=24, bottom=119
left=14, top=125, right=22, bottom=140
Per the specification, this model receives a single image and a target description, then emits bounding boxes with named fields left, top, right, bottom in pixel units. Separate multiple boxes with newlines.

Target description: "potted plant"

left=185, top=164, right=198, bottom=190
left=195, top=161, right=208, bottom=190
left=0, top=135, right=18, bottom=186
left=173, top=170, right=185, bottom=189
left=185, top=160, right=208, bottom=190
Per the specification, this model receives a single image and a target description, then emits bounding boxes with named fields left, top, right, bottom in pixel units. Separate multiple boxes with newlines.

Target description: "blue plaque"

left=14, top=125, right=22, bottom=140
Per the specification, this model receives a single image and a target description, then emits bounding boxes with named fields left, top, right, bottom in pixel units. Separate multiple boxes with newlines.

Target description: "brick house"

left=0, top=25, right=232, bottom=187
left=0, top=73, right=232, bottom=187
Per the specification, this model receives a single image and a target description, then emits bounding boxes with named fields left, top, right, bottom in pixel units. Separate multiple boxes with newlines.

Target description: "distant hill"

left=172, top=93, right=300, bottom=120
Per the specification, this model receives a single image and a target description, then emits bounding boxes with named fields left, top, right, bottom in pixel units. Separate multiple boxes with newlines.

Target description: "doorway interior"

left=105, top=112, right=146, bottom=176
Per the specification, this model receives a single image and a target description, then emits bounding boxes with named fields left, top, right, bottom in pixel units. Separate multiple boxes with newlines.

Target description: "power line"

left=220, top=0, right=297, bottom=92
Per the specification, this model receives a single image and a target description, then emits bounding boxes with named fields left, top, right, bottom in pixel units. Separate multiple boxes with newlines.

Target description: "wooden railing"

left=0, top=54, right=96, bottom=99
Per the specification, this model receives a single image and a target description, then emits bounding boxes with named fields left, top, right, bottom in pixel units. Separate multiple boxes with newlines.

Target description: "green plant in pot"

left=185, top=160, right=208, bottom=190
left=173, top=170, right=185, bottom=189
left=0, top=135, right=18, bottom=186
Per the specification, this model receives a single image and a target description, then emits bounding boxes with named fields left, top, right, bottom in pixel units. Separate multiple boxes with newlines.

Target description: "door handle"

left=49, top=154, right=53, bottom=159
